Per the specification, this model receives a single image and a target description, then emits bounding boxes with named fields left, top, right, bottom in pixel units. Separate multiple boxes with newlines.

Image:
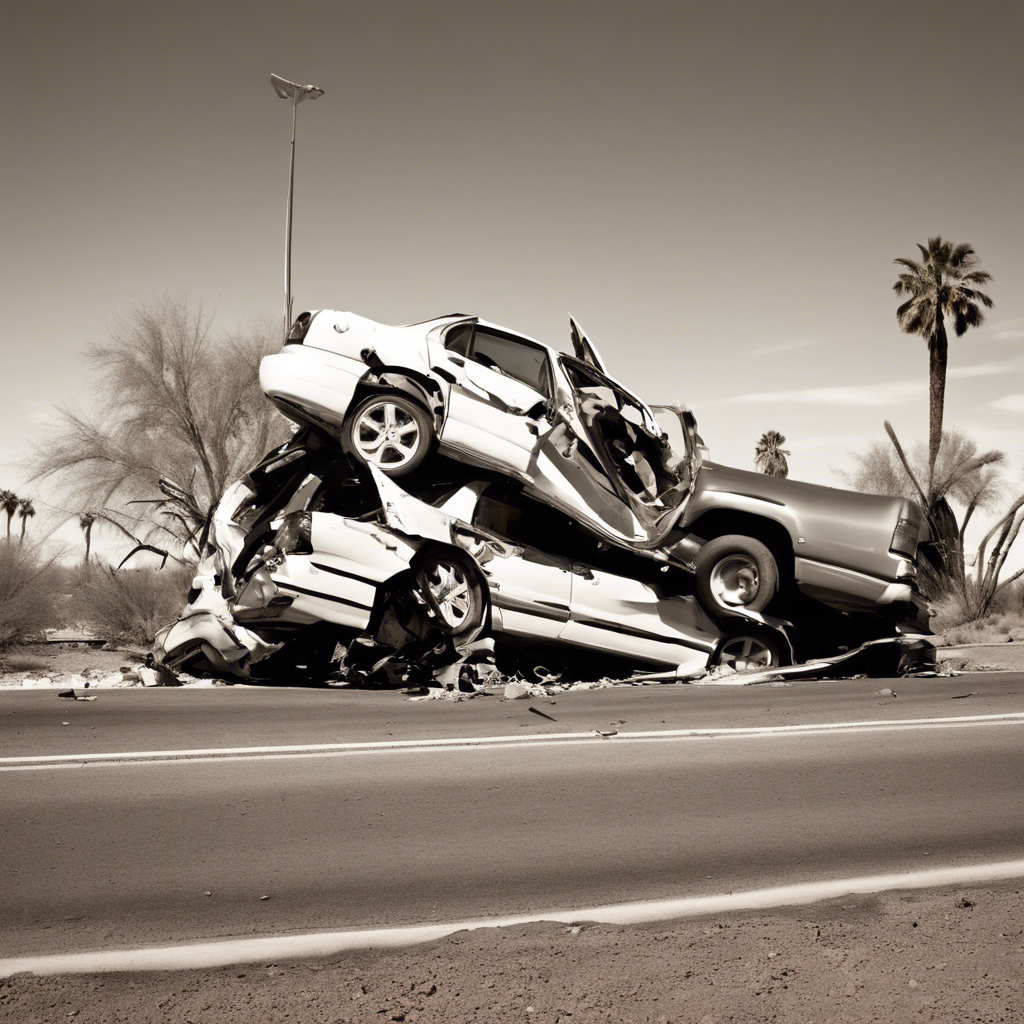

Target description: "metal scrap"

left=528, top=706, right=558, bottom=722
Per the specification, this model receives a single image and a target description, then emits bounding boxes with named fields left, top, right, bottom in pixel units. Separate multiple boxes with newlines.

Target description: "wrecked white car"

left=260, top=310, right=930, bottom=631
left=156, top=433, right=797, bottom=683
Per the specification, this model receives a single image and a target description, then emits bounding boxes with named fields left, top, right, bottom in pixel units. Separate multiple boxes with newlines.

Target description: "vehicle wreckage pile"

left=154, top=310, right=935, bottom=688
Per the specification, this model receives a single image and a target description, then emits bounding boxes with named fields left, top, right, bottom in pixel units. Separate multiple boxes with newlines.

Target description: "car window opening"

left=443, top=323, right=473, bottom=356
left=445, top=322, right=553, bottom=398
left=571, top=383, right=685, bottom=508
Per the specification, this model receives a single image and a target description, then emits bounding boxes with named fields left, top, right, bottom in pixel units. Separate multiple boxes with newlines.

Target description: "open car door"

left=569, top=314, right=609, bottom=376
left=539, top=357, right=698, bottom=551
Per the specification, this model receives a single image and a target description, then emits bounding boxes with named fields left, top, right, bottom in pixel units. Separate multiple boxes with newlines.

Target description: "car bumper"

left=795, top=556, right=921, bottom=614
left=260, top=346, right=365, bottom=430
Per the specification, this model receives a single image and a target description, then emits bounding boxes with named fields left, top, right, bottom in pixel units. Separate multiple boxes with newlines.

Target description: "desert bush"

left=0, top=544, right=60, bottom=656
left=32, top=297, right=289, bottom=566
left=932, top=579, right=1024, bottom=645
left=75, top=563, right=194, bottom=644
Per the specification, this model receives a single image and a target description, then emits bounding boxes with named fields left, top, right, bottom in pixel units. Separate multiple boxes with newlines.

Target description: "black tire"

left=714, top=629, right=790, bottom=672
left=414, top=551, right=487, bottom=641
left=346, top=394, right=435, bottom=477
left=695, top=534, right=779, bottom=617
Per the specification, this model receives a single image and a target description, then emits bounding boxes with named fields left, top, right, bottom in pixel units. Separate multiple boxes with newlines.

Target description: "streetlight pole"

left=270, top=74, right=324, bottom=340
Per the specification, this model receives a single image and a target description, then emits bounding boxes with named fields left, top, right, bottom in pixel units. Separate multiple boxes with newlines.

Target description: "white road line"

left=3, top=858, right=1023, bottom=978
left=3, top=712, right=1023, bottom=770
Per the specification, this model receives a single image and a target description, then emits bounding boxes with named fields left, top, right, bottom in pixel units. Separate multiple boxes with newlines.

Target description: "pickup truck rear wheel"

left=347, top=394, right=435, bottom=477
left=695, top=534, right=779, bottom=616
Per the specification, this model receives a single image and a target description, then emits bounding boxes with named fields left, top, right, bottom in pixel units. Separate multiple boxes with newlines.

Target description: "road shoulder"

left=3, top=881, right=1020, bottom=1023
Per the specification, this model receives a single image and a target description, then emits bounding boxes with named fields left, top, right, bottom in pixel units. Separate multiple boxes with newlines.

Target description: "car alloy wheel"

left=423, top=561, right=471, bottom=628
left=348, top=394, right=433, bottom=477
left=414, top=553, right=486, bottom=640
left=716, top=635, right=777, bottom=671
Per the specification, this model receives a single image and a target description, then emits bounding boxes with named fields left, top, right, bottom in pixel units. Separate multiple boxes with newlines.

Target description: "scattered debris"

left=875, top=688, right=897, bottom=698
left=532, top=667, right=562, bottom=685
left=528, top=706, right=558, bottom=722
left=56, top=690, right=97, bottom=701
left=950, top=692, right=979, bottom=699
left=594, top=726, right=618, bottom=738
left=958, top=897, right=975, bottom=909
left=504, top=682, right=531, bottom=700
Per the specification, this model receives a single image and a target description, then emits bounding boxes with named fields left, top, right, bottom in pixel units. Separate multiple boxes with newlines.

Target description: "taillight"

left=285, top=311, right=313, bottom=344
left=890, top=517, right=920, bottom=558
left=274, top=512, right=313, bottom=554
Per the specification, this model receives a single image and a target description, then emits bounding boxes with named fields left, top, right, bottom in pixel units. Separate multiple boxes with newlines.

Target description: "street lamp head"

left=270, top=73, right=324, bottom=103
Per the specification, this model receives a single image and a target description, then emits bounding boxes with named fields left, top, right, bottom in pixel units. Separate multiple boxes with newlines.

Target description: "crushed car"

left=261, top=312, right=930, bottom=624
left=154, top=310, right=933, bottom=684
left=155, top=431, right=798, bottom=683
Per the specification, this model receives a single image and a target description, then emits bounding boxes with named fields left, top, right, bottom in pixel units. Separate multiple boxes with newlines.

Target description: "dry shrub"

left=933, top=579, right=1024, bottom=644
left=0, top=544, right=60, bottom=655
left=77, top=564, right=194, bottom=644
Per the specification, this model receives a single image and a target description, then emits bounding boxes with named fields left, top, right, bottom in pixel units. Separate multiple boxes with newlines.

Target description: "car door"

left=468, top=488, right=573, bottom=641
left=561, top=562, right=718, bottom=670
left=512, top=357, right=667, bottom=547
left=435, top=325, right=552, bottom=478
left=569, top=314, right=609, bottom=375
left=547, top=359, right=695, bottom=545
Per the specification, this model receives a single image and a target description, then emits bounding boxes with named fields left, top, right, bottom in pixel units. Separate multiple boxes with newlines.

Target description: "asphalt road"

left=2, top=674, right=1023, bottom=959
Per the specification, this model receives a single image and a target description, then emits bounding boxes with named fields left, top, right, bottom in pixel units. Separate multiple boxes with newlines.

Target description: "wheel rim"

left=709, top=554, right=760, bottom=608
left=353, top=401, right=421, bottom=469
left=422, top=562, right=472, bottom=629
left=718, top=636, right=774, bottom=671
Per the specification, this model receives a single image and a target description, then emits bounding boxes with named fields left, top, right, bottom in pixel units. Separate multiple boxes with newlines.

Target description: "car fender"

left=719, top=608, right=796, bottom=665
left=369, top=464, right=461, bottom=543
left=351, top=367, right=446, bottom=432
left=154, top=610, right=282, bottom=676
left=684, top=483, right=803, bottom=551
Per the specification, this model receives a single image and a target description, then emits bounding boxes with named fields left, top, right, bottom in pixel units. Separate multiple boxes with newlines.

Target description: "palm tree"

left=79, top=512, right=96, bottom=565
left=17, top=498, right=35, bottom=542
left=1, top=490, right=19, bottom=540
left=754, top=430, right=791, bottom=477
left=893, top=237, right=994, bottom=495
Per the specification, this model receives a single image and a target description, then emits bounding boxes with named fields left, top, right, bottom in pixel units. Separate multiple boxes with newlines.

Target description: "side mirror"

left=524, top=398, right=555, bottom=420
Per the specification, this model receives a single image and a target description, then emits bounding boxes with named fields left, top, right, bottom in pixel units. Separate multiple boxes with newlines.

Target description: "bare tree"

left=32, top=297, right=290, bottom=565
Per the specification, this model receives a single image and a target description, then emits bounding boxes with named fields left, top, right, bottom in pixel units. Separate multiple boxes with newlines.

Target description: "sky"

left=3, top=0, right=1022, bottom=569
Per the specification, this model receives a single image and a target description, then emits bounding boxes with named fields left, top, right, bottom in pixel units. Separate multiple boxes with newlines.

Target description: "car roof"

left=395, top=312, right=562, bottom=357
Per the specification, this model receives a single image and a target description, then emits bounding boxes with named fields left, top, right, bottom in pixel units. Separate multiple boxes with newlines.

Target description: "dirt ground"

left=0, top=644, right=148, bottom=679
left=2, top=883, right=1020, bottom=1023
